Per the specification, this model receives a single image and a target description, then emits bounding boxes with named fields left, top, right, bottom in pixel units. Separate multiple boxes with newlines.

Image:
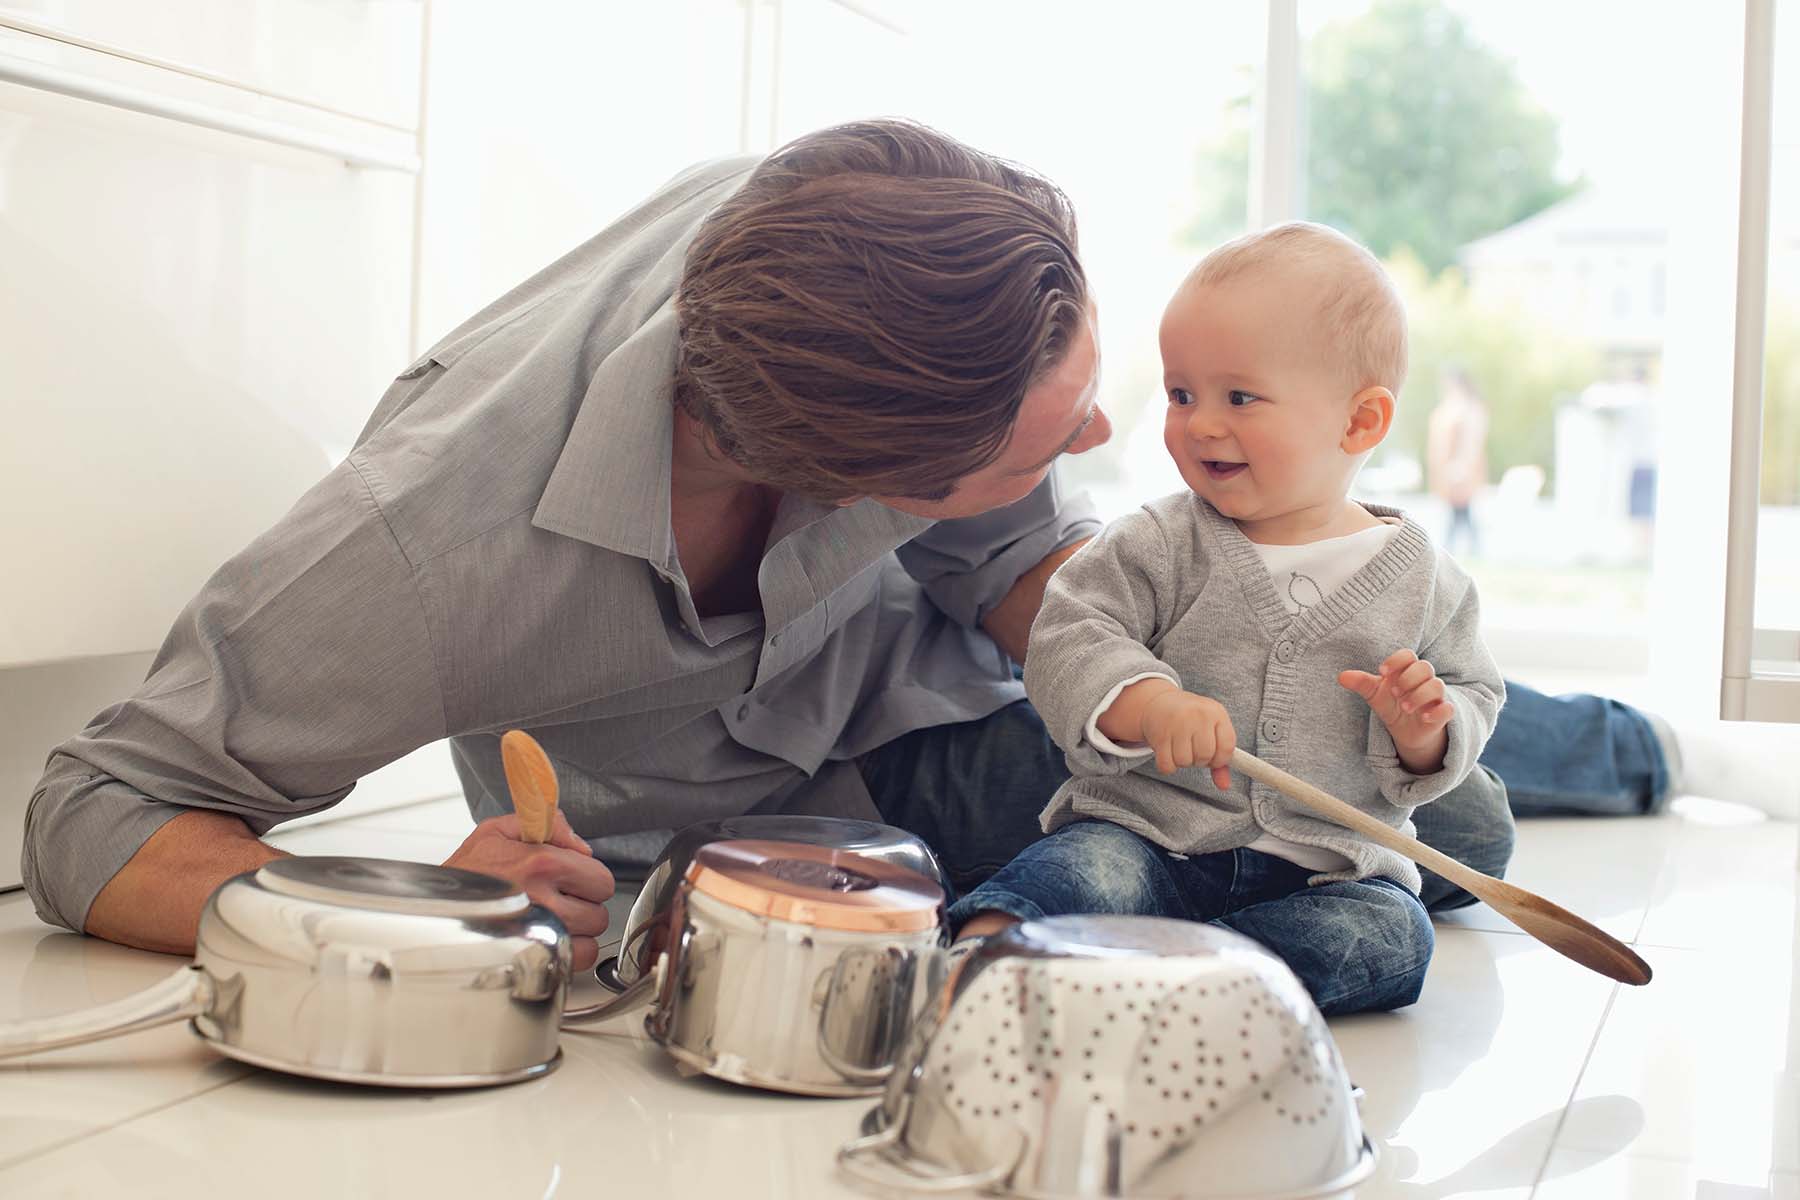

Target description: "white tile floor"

left=0, top=784, right=1794, bottom=1199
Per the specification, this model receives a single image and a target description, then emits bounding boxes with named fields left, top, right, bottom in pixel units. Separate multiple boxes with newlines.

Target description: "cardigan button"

left=1274, top=641, right=1294, bottom=663
left=1261, top=718, right=1282, bottom=742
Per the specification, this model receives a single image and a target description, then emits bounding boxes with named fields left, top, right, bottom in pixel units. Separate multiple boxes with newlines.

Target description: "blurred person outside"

left=1426, top=367, right=1489, bottom=556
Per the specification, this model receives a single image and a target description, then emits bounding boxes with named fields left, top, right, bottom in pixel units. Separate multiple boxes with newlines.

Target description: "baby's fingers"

left=1379, top=648, right=1420, bottom=678
left=1396, top=671, right=1445, bottom=714
left=1337, top=668, right=1383, bottom=703
left=1207, top=714, right=1235, bottom=789
left=1414, top=698, right=1456, bottom=725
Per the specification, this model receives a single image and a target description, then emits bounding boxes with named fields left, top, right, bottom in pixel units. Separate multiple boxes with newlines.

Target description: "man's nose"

left=1070, top=406, right=1114, bottom=454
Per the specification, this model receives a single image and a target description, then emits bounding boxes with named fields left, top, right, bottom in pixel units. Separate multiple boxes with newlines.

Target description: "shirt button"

left=768, top=633, right=781, bottom=648
left=1262, top=718, right=1281, bottom=742
left=736, top=704, right=750, bottom=721
left=1275, top=642, right=1294, bottom=663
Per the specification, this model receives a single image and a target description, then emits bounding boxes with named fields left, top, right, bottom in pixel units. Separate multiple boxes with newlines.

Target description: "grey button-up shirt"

left=22, top=156, right=1100, bottom=932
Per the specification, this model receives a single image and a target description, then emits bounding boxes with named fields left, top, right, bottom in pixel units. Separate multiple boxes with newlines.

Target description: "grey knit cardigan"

left=1023, top=493, right=1504, bottom=894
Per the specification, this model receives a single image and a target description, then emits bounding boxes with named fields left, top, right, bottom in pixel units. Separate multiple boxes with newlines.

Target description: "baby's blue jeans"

left=945, top=821, right=1434, bottom=1016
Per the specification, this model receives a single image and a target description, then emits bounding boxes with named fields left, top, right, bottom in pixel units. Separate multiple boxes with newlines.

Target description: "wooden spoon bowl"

left=1230, top=748, right=1651, bottom=986
left=501, top=729, right=560, bottom=845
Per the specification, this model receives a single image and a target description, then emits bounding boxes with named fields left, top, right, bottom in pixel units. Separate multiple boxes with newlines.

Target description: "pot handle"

left=836, top=1118, right=1022, bottom=1195
left=0, top=964, right=213, bottom=1061
left=561, top=928, right=681, bottom=1027
left=564, top=882, right=690, bottom=1027
left=559, top=960, right=657, bottom=1025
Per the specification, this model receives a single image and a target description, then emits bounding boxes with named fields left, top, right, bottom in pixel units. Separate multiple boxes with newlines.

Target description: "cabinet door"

left=0, top=28, right=416, bottom=667
left=0, top=0, right=423, bottom=130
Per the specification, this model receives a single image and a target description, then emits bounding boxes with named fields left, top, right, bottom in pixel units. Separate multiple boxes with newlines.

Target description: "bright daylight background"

left=423, top=0, right=1799, bottom=723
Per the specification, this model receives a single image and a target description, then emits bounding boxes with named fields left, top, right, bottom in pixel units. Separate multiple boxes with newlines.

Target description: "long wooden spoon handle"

left=1230, top=747, right=1652, bottom=986
left=1229, top=749, right=1488, bottom=894
left=501, top=729, right=560, bottom=845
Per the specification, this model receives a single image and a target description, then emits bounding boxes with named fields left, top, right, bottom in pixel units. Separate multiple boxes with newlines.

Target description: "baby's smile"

left=1201, top=459, right=1248, bottom=481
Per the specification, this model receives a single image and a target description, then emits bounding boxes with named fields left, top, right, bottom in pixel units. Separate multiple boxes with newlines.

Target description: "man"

left=23, top=121, right=1659, bottom=972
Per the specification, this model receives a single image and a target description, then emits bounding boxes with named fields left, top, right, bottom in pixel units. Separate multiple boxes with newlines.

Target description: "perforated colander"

left=839, top=915, right=1375, bottom=1199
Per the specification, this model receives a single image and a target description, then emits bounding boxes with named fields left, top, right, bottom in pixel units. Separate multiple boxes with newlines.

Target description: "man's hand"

left=1338, top=649, right=1453, bottom=774
left=444, top=812, right=615, bottom=971
left=1140, top=689, right=1237, bottom=789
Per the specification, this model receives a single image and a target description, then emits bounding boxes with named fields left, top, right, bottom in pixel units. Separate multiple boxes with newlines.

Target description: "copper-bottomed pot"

left=564, top=838, right=946, bottom=1096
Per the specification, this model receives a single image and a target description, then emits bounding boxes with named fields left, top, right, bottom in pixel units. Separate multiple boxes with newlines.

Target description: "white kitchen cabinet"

left=0, top=17, right=419, bottom=668
left=0, top=6, right=424, bottom=889
left=0, top=1, right=423, bottom=130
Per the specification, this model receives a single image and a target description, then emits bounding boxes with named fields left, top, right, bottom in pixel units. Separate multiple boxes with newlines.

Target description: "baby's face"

left=1159, top=270, right=1358, bottom=536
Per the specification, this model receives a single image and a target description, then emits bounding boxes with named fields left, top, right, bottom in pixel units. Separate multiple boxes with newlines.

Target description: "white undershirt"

left=1083, top=520, right=1399, bottom=873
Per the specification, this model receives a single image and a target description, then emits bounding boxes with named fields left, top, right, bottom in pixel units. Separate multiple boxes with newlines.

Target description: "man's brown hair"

left=674, top=119, right=1088, bottom=503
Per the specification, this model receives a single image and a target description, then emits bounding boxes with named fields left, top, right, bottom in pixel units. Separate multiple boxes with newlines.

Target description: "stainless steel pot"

left=566, top=838, right=947, bottom=1096
left=0, top=857, right=570, bottom=1087
left=594, top=814, right=949, bottom=994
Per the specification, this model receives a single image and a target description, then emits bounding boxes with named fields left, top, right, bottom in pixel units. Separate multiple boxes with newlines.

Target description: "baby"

left=950, top=222, right=1504, bottom=1016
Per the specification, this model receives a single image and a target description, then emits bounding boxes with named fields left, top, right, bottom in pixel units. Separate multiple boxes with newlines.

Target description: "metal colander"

left=839, top=915, right=1375, bottom=1199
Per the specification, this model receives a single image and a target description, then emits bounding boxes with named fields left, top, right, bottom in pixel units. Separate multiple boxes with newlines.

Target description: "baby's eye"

left=1169, top=388, right=1194, bottom=407
left=1228, top=390, right=1261, bottom=407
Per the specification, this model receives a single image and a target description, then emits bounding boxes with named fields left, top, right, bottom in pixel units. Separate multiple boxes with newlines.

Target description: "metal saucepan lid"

left=685, top=840, right=944, bottom=932
left=252, top=856, right=531, bottom=918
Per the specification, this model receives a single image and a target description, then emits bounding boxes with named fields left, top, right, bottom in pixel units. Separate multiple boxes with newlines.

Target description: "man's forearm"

left=979, top=538, right=1091, bottom=664
left=84, top=810, right=288, bottom=955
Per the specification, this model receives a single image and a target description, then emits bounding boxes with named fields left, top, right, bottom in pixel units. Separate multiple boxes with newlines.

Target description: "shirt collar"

left=531, top=290, right=937, bottom=578
left=531, top=295, right=680, bottom=564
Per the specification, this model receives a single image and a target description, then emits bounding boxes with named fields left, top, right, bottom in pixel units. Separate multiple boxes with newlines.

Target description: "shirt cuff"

left=1083, top=672, right=1178, bottom=757
left=21, top=759, right=191, bottom=933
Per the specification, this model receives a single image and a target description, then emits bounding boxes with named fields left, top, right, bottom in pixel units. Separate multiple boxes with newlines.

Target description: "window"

left=1293, top=1, right=1744, bottom=686
left=762, top=0, right=1774, bottom=709
left=1741, top=0, right=1800, bottom=717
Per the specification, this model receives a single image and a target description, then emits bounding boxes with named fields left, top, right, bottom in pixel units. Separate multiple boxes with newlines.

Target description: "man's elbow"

left=20, top=773, right=81, bottom=934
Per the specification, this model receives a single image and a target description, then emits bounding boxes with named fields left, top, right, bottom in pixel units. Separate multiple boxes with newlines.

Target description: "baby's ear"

left=1342, top=387, right=1395, bottom=454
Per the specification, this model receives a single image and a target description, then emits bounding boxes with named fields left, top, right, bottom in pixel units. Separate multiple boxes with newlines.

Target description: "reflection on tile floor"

left=1, top=787, right=1794, bottom=1197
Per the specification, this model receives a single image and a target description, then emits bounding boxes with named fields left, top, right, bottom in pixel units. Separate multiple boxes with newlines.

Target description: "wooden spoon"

left=501, top=729, right=560, bottom=845
left=1230, top=748, right=1652, bottom=986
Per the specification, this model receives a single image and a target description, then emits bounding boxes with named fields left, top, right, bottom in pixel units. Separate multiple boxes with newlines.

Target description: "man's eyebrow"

left=1011, top=405, right=1096, bottom=477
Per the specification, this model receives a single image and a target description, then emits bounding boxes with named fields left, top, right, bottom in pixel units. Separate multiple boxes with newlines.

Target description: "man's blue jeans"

left=857, top=681, right=1669, bottom=913
left=945, top=821, right=1435, bottom=1016
left=1479, top=680, right=1671, bottom=817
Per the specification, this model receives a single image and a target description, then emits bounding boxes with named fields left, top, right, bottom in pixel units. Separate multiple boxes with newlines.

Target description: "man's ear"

left=1342, top=386, right=1395, bottom=454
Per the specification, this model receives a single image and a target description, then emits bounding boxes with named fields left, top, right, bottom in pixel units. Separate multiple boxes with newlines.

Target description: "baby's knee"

left=1356, top=884, right=1435, bottom=1006
left=1025, top=821, right=1170, bottom=914
left=1386, top=895, right=1435, bottom=982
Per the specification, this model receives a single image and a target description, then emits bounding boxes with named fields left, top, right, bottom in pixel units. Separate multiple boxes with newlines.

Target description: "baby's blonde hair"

left=1185, top=221, right=1408, bottom=395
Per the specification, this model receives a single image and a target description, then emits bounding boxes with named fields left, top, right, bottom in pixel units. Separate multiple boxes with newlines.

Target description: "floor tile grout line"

left=1624, top=841, right=1679, bottom=947
left=0, top=1068, right=252, bottom=1174
left=1527, top=979, right=1624, bottom=1199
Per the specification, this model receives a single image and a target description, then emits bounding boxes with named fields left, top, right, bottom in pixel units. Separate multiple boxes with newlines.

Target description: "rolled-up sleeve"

left=21, top=459, right=447, bottom=933
left=893, top=470, right=1101, bottom=628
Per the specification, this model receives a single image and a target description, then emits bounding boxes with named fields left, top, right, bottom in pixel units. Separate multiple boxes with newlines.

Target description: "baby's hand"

left=1338, top=649, right=1453, bottom=771
left=1139, top=690, right=1236, bottom=789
